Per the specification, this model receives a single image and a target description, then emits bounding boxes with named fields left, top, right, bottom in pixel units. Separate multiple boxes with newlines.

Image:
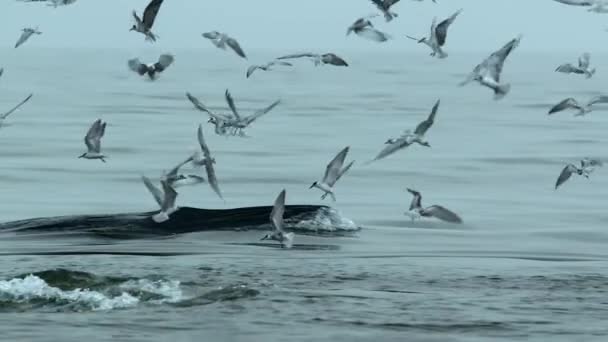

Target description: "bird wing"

left=128, top=58, right=148, bottom=75
left=226, top=37, right=247, bottom=59
left=166, top=156, right=194, bottom=179
left=555, top=63, right=582, bottom=74
left=552, top=0, right=594, bottom=6
left=202, top=31, right=221, bottom=40
left=425, top=205, right=463, bottom=224
left=354, top=27, right=391, bottom=42
left=0, top=68, right=4, bottom=78
left=246, top=65, right=259, bottom=78
left=414, top=99, right=440, bottom=136
left=581, top=158, right=603, bottom=168
left=14, top=30, right=32, bottom=48
left=0, top=93, right=33, bottom=120
left=84, top=119, right=102, bottom=153
left=224, top=89, right=241, bottom=120
left=372, top=139, right=410, bottom=162
left=153, top=54, right=174, bottom=73
left=548, top=97, right=579, bottom=114
left=197, top=124, right=213, bottom=160
left=435, top=9, right=462, bottom=46
left=484, top=34, right=522, bottom=83
left=276, top=53, right=318, bottom=60
left=586, top=95, right=608, bottom=107
left=387, top=0, right=401, bottom=6
left=186, top=92, right=213, bottom=115
left=324, top=54, right=349, bottom=66
left=370, top=0, right=387, bottom=11
left=244, top=100, right=281, bottom=125
left=578, top=52, right=591, bottom=69
left=197, top=125, right=223, bottom=200
left=323, top=146, right=350, bottom=184
left=555, top=164, right=577, bottom=189
left=330, top=160, right=354, bottom=187
left=270, top=189, right=286, bottom=233
left=142, top=0, right=164, bottom=28
left=160, top=179, right=178, bottom=212
left=141, top=175, right=164, bottom=208
left=406, top=188, right=422, bottom=211
left=269, top=60, right=293, bottom=67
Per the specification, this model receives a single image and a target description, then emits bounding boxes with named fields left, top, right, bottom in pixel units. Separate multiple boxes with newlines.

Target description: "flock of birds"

left=2, top=0, right=607, bottom=248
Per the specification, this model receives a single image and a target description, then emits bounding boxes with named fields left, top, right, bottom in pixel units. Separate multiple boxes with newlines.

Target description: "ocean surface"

left=1, top=48, right=608, bottom=341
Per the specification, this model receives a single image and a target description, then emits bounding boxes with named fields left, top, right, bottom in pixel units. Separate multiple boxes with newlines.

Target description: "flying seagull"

left=260, top=189, right=295, bottom=249
left=150, top=179, right=179, bottom=223
left=459, top=34, right=522, bottom=100
left=127, top=54, right=174, bottom=80
left=15, top=27, right=41, bottom=48
left=195, top=124, right=224, bottom=201
left=405, top=188, right=462, bottom=224
left=369, top=99, right=439, bottom=163
left=186, top=93, right=232, bottom=136
left=555, top=53, right=595, bottom=79
left=246, top=60, right=292, bottom=78
left=202, top=31, right=247, bottom=59
left=310, top=146, right=355, bottom=201
left=78, top=119, right=107, bottom=162
left=406, top=9, right=462, bottom=58
left=16, top=0, right=77, bottom=7
left=555, top=158, right=603, bottom=189
left=221, top=89, right=281, bottom=136
left=0, top=93, right=33, bottom=128
left=346, top=15, right=391, bottom=42
left=277, top=53, right=348, bottom=67
left=548, top=95, right=608, bottom=116
left=551, top=0, right=596, bottom=6
left=130, top=0, right=164, bottom=42
left=370, top=0, right=402, bottom=22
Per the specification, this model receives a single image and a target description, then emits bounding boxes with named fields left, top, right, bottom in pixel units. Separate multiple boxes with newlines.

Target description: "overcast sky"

left=1, top=0, right=606, bottom=53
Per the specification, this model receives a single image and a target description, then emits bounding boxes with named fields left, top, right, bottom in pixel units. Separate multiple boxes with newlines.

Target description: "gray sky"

left=1, top=0, right=606, bottom=53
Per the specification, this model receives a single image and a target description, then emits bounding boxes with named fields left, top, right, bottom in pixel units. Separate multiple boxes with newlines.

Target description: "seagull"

left=78, top=119, right=107, bottom=162
left=405, top=188, right=463, bottom=224
left=370, top=0, right=402, bottom=22
left=548, top=95, right=608, bottom=116
left=17, top=0, right=77, bottom=7
left=260, top=189, right=295, bottom=249
left=161, top=157, right=206, bottom=188
left=202, top=31, right=247, bottom=59
left=406, top=9, right=462, bottom=58
left=555, top=158, right=603, bottom=189
left=127, top=54, right=174, bottom=80
left=186, top=93, right=233, bottom=136
left=459, top=34, right=522, bottom=100
left=555, top=53, right=595, bottom=79
left=346, top=15, right=391, bottom=42
left=222, top=89, right=281, bottom=136
left=14, top=27, right=41, bottom=49
left=369, top=99, right=439, bottom=163
left=195, top=124, right=224, bottom=201
left=309, top=146, right=355, bottom=201
left=277, top=53, right=348, bottom=67
left=551, top=0, right=596, bottom=6
left=0, top=94, right=33, bottom=128
left=130, top=0, right=164, bottom=42
left=149, top=179, right=178, bottom=223
left=246, top=60, right=292, bottom=78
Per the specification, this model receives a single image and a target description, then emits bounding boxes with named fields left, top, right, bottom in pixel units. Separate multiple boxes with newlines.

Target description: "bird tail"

left=585, top=68, right=596, bottom=79
left=493, top=83, right=511, bottom=100
left=282, top=233, right=295, bottom=249
left=152, top=212, right=169, bottom=223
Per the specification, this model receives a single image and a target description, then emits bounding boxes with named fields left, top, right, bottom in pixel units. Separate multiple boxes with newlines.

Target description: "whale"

left=0, top=205, right=359, bottom=239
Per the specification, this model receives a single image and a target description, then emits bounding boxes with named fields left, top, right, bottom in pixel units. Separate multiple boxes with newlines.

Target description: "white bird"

left=186, top=93, right=233, bottom=136
left=551, top=0, right=597, bottom=6
left=14, top=27, right=41, bottom=49
left=17, top=0, right=77, bottom=7
left=406, top=9, right=462, bottom=58
left=130, top=0, right=164, bottom=42
left=277, top=53, right=348, bottom=67
left=260, top=189, right=295, bottom=249
left=78, top=119, right=107, bottom=162
left=151, top=179, right=179, bottom=223
left=555, top=158, right=603, bottom=189
left=459, top=35, right=522, bottom=100
left=369, top=99, right=439, bottom=163
left=555, top=53, right=595, bottom=79
left=0, top=94, right=33, bottom=128
left=195, top=124, right=224, bottom=201
left=309, top=146, right=355, bottom=201
left=246, top=60, right=293, bottom=78
left=369, top=0, right=402, bottom=22
left=222, top=89, right=281, bottom=136
left=0, top=68, right=3, bottom=78
left=202, top=31, right=247, bottom=59
left=405, top=188, right=463, bottom=224
left=128, top=54, right=174, bottom=80
left=548, top=95, right=608, bottom=116
left=346, top=15, right=391, bottom=42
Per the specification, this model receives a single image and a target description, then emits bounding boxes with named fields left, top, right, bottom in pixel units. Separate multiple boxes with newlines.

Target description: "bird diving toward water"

left=555, top=53, right=595, bottom=79
left=369, top=0, right=402, bottom=22
left=130, top=0, right=164, bottom=42
left=221, top=89, right=281, bottom=136
left=548, top=95, right=608, bottom=116
left=194, top=124, right=224, bottom=201
left=310, top=146, right=355, bottom=201
left=127, top=54, right=174, bottom=80
left=406, top=9, right=462, bottom=59
left=405, top=188, right=462, bottom=224
left=14, top=27, right=41, bottom=48
left=260, top=189, right=295, bottom=249
left=346, top=15, right=391, bottom=42
left=459, top=35, right=522, bottom=100
left=246, top=60, right=292, bottom=78
left=141, top=176, right=178, bottom=223
left=277, top=53, right=348, bottom=67
left=17, top=0, right=77, bottom=7
left=555, top=158, right=603, bottom=189
left=369, top=99, right=439, bottom=163
left=202, top=31, right=247, bottom=59
left=0, top=94, right=33, bottom=128
left=79, top=119, right=107, bottom=162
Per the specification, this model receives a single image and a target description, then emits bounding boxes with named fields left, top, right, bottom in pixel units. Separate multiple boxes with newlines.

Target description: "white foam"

left=294, top=207, right=359, bottom=232
left=119, top=279, right=184, bottom=303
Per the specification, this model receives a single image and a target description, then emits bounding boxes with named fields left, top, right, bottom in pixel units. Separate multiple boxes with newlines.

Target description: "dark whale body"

left=0, top=205, right=353, bottom=239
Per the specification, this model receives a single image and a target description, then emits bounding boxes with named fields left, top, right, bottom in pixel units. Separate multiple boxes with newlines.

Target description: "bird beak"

left=309, top=184, right=315, bottom=189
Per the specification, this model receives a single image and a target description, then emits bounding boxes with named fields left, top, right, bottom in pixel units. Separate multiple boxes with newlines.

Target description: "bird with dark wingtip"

left=555, top=158, right=603, bottom=189
left=277, top=53, right=348, bottom=67
left=405, top=188, right=462, bottom=224
left=127, top=54, right=174, bottom=80
left=202, top=31, right=247, bottom=59
left=130, top=0, right=164, bottom=42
